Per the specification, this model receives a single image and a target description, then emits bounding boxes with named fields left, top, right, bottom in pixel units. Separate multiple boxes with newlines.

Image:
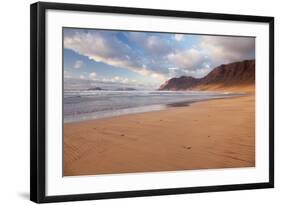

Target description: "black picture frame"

left=30, top=1, right=274, bottom=203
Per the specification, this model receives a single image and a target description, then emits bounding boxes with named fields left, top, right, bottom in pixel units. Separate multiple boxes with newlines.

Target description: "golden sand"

left=64, top=95, right=255, bottom=176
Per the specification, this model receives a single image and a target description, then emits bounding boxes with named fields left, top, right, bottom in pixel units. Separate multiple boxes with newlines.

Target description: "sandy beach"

left=64, top=94, right=255, bottom=176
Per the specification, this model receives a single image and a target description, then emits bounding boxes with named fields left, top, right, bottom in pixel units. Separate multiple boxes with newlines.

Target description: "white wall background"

left=0, top=0, right=279, bottom=204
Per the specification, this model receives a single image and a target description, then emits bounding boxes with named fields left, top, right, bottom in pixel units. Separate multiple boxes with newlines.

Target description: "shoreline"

left=64, top=93, right=248, bottom=124
left=64, top=94, right=255, bottom=176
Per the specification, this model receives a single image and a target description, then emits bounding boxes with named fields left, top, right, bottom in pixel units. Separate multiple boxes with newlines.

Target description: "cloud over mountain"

left=64, top=28, right=255, bottom=87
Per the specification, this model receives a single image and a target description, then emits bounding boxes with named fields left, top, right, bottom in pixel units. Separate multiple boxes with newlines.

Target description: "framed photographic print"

left=30, top=1, right=274, bottom=203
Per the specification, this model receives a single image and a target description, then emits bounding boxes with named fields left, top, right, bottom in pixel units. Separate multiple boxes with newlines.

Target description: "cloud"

left=168, top=67, right=179, bottom=71
left=113, top=76, right=120, bottom=81
left=167, top=67, right=179, bottom=77
left=126, top=32, right=174, bottom=57
left=73, top=60, right=83, bottom=69
left=64, top=29, right=255, bottom=85
left=65, top=30, right=129, bottom=65
left=64, top=30, right=166, bottom=82
left=166, top=36, right=255, bottom=77
left=145, top=35, right=172, bottom=55
left=64, top=70, right=72, bottom=79
left=174, top=34, right=184, bottom=41
left=200, top=36, right=255, bottom=65
left=89, top=72, right=97, bottom=79
left=183, top=67, right=212, bottom=78
left=79, top=75, right=85, bottom=79
left=101, top=76, right=137, bottom=84
left=167, top=48, right=204, bottom=70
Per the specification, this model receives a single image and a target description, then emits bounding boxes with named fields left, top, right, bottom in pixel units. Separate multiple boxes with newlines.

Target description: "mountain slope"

left=159, top=60, right=255, bottom=92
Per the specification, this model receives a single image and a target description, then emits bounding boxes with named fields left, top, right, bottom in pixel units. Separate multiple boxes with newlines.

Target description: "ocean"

left=64, top=90, right=242, bottom=123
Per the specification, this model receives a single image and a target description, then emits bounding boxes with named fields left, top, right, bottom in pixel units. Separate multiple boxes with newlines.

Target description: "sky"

left=63, top=28, right=255, bottom=89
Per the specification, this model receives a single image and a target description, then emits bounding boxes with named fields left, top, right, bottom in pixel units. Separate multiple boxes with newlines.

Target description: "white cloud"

left=167, top=48, right=204, bottom=70
left=121, top=78, right=129, bottom=83
left=64, top=70, right=72, bottom=78
left=167, top=67, right=179, bottom=77
left=174, top=34, right=184, bottom=41
left=89, top=72, right=97, bottom=79
left=151, top=73, right=161, bottom=79
left=100, top=76, right=134, bottom=84
left=200, top=36, right=255, bottom=64
left=64, top=30, right=166, bottom=82
left=65, top=31, right=134, bottom=68
left=180, top=67, right=212, bottom=78
left=64, top=29, right=255, bottom=84
left=168, top=67, right=179, bottom=71
left=114, top=76, right=120, bottom=81
left=144, top=35, right=172, bottom=55
left=79, top=75, right=85, bottom=79
left=73, top=60, right=83, bottom=69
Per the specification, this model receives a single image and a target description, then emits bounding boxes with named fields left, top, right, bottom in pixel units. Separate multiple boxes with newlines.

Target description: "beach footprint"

left=182, top=146, right=192, bottom=150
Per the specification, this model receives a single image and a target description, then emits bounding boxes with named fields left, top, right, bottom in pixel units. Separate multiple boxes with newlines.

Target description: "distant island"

left=87, top=87, right=137, bottom=91
left=87, top=87, right=103, bottom=91
left=159, top=60, right=255, bottom=92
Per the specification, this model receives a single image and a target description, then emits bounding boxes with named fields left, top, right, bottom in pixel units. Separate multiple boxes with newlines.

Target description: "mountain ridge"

left=159, top=59, right=255, bottom=92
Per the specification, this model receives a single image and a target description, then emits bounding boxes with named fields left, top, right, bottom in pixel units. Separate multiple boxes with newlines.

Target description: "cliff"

left=159, top=60, right=255, bottom=92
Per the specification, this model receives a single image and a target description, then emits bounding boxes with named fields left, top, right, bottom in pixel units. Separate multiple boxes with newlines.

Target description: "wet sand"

left=64, top=95, right=255, bottom=176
